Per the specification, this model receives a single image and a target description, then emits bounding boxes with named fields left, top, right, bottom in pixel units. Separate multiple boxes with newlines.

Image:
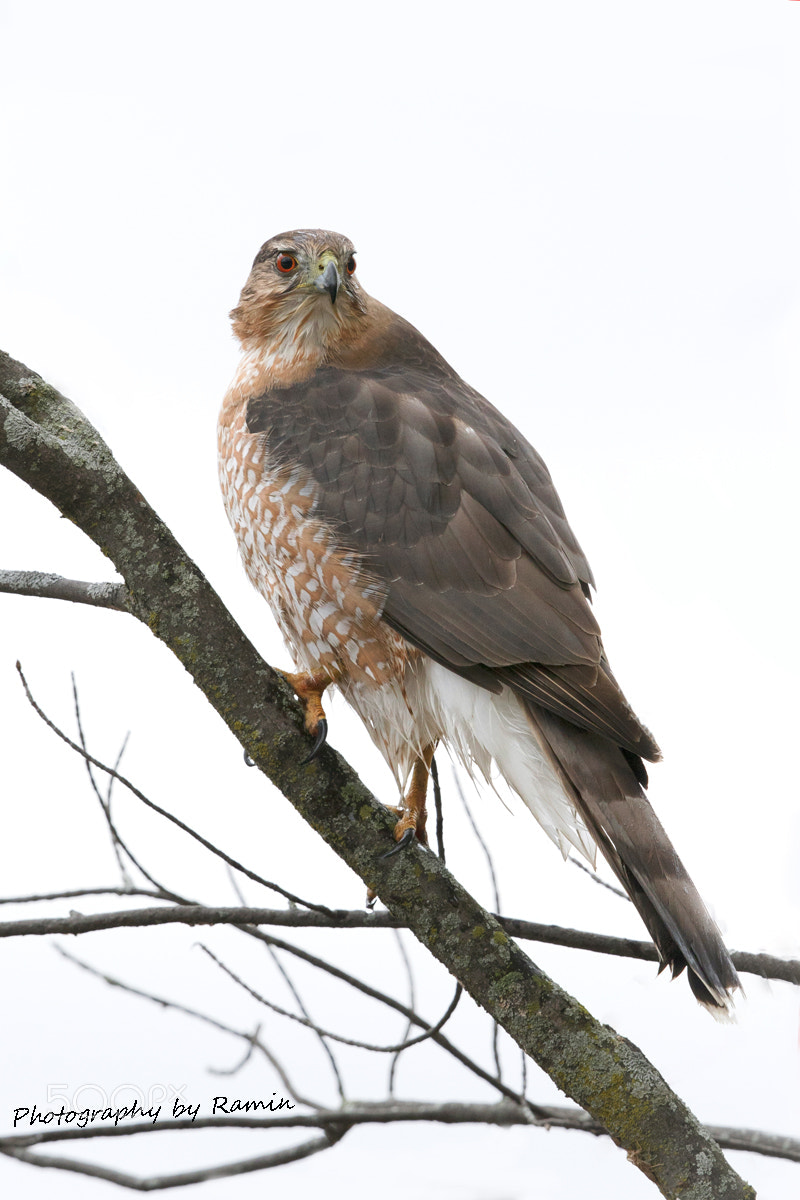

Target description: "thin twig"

left=55, top=947, right=321, bottom=1110
left=262, top=940, right=346, bottom=1102
left=106, top=731, right=134, bottom=886
left=54, top=906, right=533, bottom=1114
left=431, top=753, right=445, bottom=862
left=0, top=887, right=171, bottom=906
left=228, top=868, right=345, bottom=1101
left=388, top=928, right=416, bottom=1096
left=71, top=675, right=137, bottom=888
left=16, top=664, right=340, bottom=918
left=242, top=929, right=545, bottom=1115
left=207, top=1025, right=261, bottom=1077
left=219, top=870, right=332, bottom=1090
left=0, top=1134, right=342, bottom=1191
left=568, top=855, right=628, bottom=901
left=201, top=944, right=463, bottom=1053
left=453, top=769, right=502, bottom=912
left=453, top=769, right=503, bottom=1079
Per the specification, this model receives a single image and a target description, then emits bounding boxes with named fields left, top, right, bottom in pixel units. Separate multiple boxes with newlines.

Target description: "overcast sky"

left=1, top=2, right=799, bottom=1198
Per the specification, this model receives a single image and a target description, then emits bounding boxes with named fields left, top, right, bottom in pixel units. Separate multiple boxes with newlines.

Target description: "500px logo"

left=46, top=1082, right=188, bottom=1109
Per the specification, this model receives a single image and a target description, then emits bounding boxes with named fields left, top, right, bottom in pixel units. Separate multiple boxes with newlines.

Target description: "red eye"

left=276, top=254, right=297, bottom=273
left=346, top=255, right=356, bottom=275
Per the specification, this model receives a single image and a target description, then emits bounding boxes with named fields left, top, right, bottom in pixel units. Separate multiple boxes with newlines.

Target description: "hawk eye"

left=276, top=254, right=298, bottom=273
left=345, top=255, right=356, bottom=276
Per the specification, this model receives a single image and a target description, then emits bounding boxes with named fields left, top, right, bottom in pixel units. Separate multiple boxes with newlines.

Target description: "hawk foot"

left=301, top=718, right=328, bottom=765
left=381, top=827, right=417, bottom=859
left=280, top=671, right=331, bottom=760
left=384, top=744, right=436, bottom=852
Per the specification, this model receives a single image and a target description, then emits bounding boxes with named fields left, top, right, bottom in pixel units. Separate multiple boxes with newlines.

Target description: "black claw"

left=243, top=750, right=255, bottom=767
left=301, top=718, right=328, bottom=764
left=381, top=827, right=416, bottom=859
left=365, top=892, right=378, bottom=910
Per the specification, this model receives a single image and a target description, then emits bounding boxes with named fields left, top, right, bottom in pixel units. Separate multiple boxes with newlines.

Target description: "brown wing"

left=247, top=363, right=659, bottom=761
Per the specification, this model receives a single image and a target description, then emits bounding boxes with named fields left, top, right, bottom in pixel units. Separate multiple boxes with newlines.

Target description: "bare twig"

left=453, top=769, right=503, bottom=1079
left=568, top=854, right=628, bottom=900
left=70, top=674, right=167, bottom=896
left=243, top=929, right=547, bottom=1118
left=201, top=943, right=463, bottom=1053
left=207, top=1025, right=261, bottom=1077
left=388, top=929, right=416, bottom=1095
left=431, top=754, right=445, bottom=862
left=0, top=1133, right=343, bottom=1191
left=57, top=919, right=530, bottom=1114
left=16, top=663, right=340, bottom=918
left=0, top=886, right=171, bottom=906
left=0, top=569, right=128, bottom=611
left=55, top=947, right=321, bottom=1110
left=453, top=769, right=502, bottom=913
left=263, top=940, right=346, bottom=1101
left=105, top=732, right=134, bottom=885
left=71, top=674, right=132, bottom=885
left=222, top=867, right=345, bottom=1099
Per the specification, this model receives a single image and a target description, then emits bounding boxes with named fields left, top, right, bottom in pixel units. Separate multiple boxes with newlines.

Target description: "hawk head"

left=230, top=229, right=367, bottom=360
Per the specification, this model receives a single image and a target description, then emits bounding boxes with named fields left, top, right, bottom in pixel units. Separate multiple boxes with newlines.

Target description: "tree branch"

left=0, top=902, right=794, bottom=986
left=0, top=569, right=128, bottom=610
left=1, top=1104, right=796, bottom=1164
left=1, top=1133, right=343, bottom=1191
left=230, top=929, right=537, bottom=1110
left=0, top=886, right=171, bottom=906
left=0, top=349, right=757, bottom=1198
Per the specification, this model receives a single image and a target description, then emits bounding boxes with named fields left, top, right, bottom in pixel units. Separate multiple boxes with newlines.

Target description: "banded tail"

left=525, top=702, right=740, bottom=1013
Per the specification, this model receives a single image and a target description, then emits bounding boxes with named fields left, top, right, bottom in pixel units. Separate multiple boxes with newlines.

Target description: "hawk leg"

left=393, top=743, right=436, bottom=846
left=370, top=744, right=437, bottom=898
left=280, top=670, right=331, bottom=762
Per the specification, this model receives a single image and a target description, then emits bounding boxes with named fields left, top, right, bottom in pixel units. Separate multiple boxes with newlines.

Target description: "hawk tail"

left=522, top=703, right=741, bottom=1015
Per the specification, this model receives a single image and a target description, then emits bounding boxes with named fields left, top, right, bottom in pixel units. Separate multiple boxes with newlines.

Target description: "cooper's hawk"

left=218, top=228, right=739, bottom=1013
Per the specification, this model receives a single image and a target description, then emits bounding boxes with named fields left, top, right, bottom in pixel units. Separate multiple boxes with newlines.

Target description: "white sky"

left=1, top=2, right=799, bottom=1197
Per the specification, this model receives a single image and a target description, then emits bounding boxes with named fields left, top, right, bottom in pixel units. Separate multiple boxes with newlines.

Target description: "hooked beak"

left=315, top=259, right=340, bottom=304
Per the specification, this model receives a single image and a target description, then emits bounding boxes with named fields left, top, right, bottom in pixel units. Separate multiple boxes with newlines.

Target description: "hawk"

left=218, top=228, right=739, bottom=1013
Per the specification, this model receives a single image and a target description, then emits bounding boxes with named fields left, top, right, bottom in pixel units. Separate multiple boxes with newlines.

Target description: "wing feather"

left=247, top=364, right=659, bottom=759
